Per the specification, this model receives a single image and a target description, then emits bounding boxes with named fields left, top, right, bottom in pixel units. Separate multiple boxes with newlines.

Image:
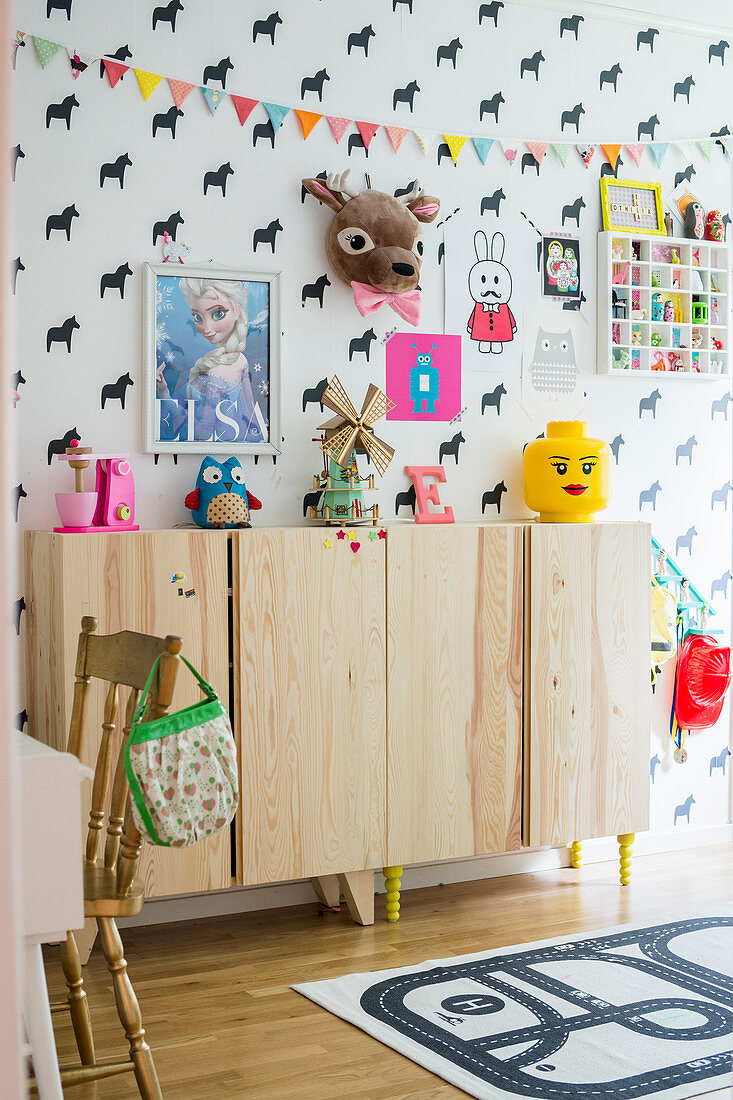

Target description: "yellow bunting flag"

left=443, top=133, right=468, bottom=164
left=134, top=68, right=163, bottom=100
left=601, top=143, right=622, bottom=167
left=294, top=110, right=322, bottom=140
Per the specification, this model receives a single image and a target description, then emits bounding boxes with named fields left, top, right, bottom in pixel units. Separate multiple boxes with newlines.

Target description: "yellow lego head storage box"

left=523, top=421, right=611, bottom=522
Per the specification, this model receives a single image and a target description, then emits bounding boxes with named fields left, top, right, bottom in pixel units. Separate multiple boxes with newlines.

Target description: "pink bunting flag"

left=526, top=140, right=548, bottom=164
left=625, top=143, right=645, bottom=167
left=384, top=125, right=409, bottom=152
left=103, top=59, right=129, bottom=88
left=499, top=141, right=518, bottom=166
left=327, top=116, right=351, bottom=143
left=230, top=96, right=258, bottom=126
left=168, top=78, right=195, bottom=109
left=356, top=121, right=379, bottom=149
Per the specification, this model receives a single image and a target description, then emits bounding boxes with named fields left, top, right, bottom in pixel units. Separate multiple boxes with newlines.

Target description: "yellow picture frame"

left=599, top=178, right=665, bottom=236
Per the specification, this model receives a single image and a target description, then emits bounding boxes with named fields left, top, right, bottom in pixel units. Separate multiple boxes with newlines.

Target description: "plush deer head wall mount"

left=302, top=170, right=440, bottom=326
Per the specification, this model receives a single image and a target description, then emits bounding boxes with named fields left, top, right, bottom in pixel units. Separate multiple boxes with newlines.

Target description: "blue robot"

left=409, top=346, right=440, bottom=414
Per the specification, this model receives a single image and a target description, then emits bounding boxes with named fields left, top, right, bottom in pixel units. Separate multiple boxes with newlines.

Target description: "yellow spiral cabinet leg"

left=618, top=833, right=635, bottom=886
left=570, top=840, right=583, bottom=868
left=383, top=866, right=403, bottom=922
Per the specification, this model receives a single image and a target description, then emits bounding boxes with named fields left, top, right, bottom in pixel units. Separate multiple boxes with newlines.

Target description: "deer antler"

left=326, top=169, right=360, bottom=200
left=397, top=180, right=423, bottom=205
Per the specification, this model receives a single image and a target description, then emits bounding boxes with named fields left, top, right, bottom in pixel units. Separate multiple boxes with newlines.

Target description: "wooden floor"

left=45, top=846, right=733, bottom=1099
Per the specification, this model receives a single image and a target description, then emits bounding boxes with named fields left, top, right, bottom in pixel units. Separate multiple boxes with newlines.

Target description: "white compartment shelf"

left=597, top=230, right=731, bottom=379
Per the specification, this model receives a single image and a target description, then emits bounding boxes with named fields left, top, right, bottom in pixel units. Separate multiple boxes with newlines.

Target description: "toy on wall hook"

left=301, top=169, right=440, bottom=326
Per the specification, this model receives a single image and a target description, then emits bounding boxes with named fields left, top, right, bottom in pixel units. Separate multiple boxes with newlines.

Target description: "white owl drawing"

left=529, top=327, right=579, bottom=396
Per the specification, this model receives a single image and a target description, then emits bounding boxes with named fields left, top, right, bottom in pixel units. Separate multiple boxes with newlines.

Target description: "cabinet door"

left=386, top=525, right=523, bottom=866
left=25, top=531, right=232, bottom=897
left=233, top=529, right=386, bottom=885
left=526, top=522, right=650, bottom=846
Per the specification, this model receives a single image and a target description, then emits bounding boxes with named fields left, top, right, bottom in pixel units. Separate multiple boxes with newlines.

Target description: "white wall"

left=11, top=0, right=732, bottom=840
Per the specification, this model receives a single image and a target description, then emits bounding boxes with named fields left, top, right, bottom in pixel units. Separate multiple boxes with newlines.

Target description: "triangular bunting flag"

left=134, top=69, right=163, bottom=100
left=201, top=86, right=225, bottom=116
left=385, top=125, right=410, bottom=152
left=499, top=140, right=518, bottom=166
left=67, top=47, right=96, bottom=80
left=356, top=121, right=380, bottom=149
left=697, top=139, right=716, bottom=162
left=168, top=78, right=195, bottom=109
left=648, top=142, right=669, bottom=168
left=600, top=143, right=622, bottom=167
left=413, top=129, right=439, bottom=156
left=472, top=136, right=494, bottom=164
left=103, top=59, right=129, bottom=88
left=230, top=95, right=258, bottom=126
left=294, top=110, right=322, bottom=139
left=526, top=140, right=548, bottom=164
left=551, top=143, right=571, bottom=167
left=625, top=143, right=646, bottom=167
left=576, top=143, right=595, bottom=168
left=263, top=102, right=290, bottom=132
left=326, top=116, right=351, bottom=143
left=32, top=36, right=61, bottom=69
left=443, top=134, right=468, bottom=163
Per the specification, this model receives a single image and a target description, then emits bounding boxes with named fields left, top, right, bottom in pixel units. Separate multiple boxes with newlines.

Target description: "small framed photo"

left=143, top=263, right=281, bottom=455
left=599, top=179, right=665, bottom=236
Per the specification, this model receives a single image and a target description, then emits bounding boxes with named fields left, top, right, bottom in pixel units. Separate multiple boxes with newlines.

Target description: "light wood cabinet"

left=25, top=531, right=232, bottom=897
left=524, top=523, right=650, bottom=846
left=232, top=528, right=386, bottom=885
left=25, top=521, right=651, bottom=906
left=386, top=524, right=523, bottom=866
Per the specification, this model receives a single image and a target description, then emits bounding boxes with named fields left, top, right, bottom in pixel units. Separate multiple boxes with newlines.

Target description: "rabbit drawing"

left=466, top=231, right=516, bottom=353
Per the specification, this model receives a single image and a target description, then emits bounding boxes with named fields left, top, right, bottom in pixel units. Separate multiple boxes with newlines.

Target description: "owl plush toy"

left=185, top=456, right=262, bottom=528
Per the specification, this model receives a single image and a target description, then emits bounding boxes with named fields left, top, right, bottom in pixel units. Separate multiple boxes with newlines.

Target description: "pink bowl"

left=56, top=492, right=96, bottom=528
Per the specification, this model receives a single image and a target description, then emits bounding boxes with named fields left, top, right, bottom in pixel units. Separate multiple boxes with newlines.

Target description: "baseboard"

left=118, top=823, right=733, bottom=930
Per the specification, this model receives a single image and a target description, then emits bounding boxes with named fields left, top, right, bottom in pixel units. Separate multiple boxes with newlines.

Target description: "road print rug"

left=294, top=918, right=733, bottom=1099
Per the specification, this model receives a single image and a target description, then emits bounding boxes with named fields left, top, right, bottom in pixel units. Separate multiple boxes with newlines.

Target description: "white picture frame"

left=142, top=262, right=282, bottom=455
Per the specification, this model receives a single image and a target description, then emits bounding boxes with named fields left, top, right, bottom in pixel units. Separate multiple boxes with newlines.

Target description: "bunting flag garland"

left=201, top=86, right=224, bottom=116
left=625, top=143, right=646, bottom=167
left=231, top=95, right=258, bottom=126
left=263, top=102, right=290, bottom=132
left=32, top=36, right=61, bottom=69
left=576, top=143, right=595, bottom=168
left=134, top=68, right=162, bottom=100
left=326, top=116, right=351, bottom=143
left=526, top=140, right=548, bottom=164
left=648, top=141, right=669, bottom=167
left=600, top=143, right=621, bottom=167
left=103, top=59, right=129, bottom=88
left=67, top=47, right=96, bottom=79
left=20, top=29, right=732, bottom=174
left=385, top=125, right=409, bottom=152
left=551, top=143, right=571, bottom=167
left=697, top=138, right=716, bottom=162
left=356, top=121, right=380, bottom=149
left=444, top=134, right=469, bottom=163
left=472, top=136, right=494, bottom=164
left=294, top=110, right=322, bottom=140
left=413, top=128, right=439, bottom=156
left=499, top=140, right=518, bottom=165
left=168, top=77, right=195, bottom=108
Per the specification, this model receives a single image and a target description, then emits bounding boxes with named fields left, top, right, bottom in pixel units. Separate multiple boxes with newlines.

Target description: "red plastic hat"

left=675, top=634, right=731, bottom=730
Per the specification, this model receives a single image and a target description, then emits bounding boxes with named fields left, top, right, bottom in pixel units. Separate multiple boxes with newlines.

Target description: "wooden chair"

left=46, top=616, right=182, bottom=1099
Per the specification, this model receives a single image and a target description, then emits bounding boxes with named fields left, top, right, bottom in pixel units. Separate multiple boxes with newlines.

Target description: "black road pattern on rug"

left=359, top=917, right=733, bottom=1097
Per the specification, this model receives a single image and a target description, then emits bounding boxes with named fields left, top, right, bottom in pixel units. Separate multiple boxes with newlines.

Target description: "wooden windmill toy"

left=307, top=376, right=395, bottom=526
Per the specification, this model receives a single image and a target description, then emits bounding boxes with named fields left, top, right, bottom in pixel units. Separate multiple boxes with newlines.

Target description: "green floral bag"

left=124, top=655, right=239, bottom=847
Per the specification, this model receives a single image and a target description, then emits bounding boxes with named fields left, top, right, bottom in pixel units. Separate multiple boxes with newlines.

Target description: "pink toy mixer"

left=54, top=440, right=138, bottom=533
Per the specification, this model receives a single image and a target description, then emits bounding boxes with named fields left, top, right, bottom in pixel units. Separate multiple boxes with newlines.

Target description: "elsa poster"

left=153, top=273, right=271, bottom=447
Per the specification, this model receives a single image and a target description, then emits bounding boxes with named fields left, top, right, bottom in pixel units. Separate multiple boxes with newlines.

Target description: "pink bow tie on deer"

left=351, top=281, right=421, bottom=326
